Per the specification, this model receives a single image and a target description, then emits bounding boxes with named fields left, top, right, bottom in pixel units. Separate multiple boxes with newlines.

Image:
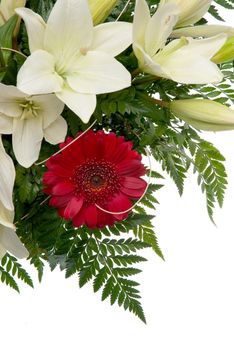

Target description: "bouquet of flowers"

left=0, top=0, right=234, bottom=323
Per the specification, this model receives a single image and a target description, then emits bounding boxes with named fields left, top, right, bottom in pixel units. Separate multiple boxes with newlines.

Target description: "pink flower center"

left=72, top=159, right=121, bottom=205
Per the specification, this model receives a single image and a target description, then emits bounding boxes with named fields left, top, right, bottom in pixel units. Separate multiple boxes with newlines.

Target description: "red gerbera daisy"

left=43, top=130, right=147, bottom=229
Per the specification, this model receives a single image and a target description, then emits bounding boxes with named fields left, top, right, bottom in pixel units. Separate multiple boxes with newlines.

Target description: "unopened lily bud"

left=171, top=25, right=234, bottom=39
left=159, top=0, right=212, bottom=27
left=170, top=99, right=234, bottom=131
left=212, top=36, right=234, bottom=64
left=0, top=0, right=26, bottom=25
left=88, top=0, right=118, bottom=25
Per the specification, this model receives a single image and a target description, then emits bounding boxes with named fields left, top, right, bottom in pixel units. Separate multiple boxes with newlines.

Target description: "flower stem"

left=132, top=75, right=160, bottom=85
left=131, top=67, right=141, bottom=78
left=115, top=0, right=131, bottom=21
left=0, top=47, right=27, bottom=59
left=0, top=49, right=5, bottom=67
left=14, top=196, right=51, bottom=225
left=137, top=91, right=169, bottom=108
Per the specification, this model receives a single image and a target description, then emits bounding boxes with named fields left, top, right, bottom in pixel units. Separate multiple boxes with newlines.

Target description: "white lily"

left=172, top=25, right=234, bottom=38
left=133, top=0, right=227, bottom=84
left=15, top=0, right=132, bottom=123
left=0, top=0, right=26, bottom=25
left=0, top=136, right=28, bottom=259
left=170, top=99, right=234, bottom=131
left=159, top=0, right=212, bottom=27
left=0, top=83, right=67, bottom=168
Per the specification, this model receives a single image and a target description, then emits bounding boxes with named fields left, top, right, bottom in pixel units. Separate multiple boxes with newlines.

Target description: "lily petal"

left=0, top=114, right=13, bottom=134
left=0, top=244, right=6, bottom=259
left=15, top=7, right=46, bottom=52
left=0, top=83, right=25, bottom=117
left=145, top=2, right=179, bottom=56
left=91, top=22, right=132, bottom=57
left=133, top=43, right=166, bottom=77
left=33, top=94, right=64, bottom=129
left=67, top=51, right=131, bottom=95
left=133, top=0, right=151, bottom=47
left=0, top=205, right=14, bottom=229
left=12, top=116, right=44, bottom=168
left=0, top=136, right=15, bottom=211
left=17, top=50, right=63, bottom=95
left=56, top=86, right=96, bottom=123
left=44, top=0, right=93, bottom=60
left=44, top=115, right=68, bottom=145
left=176, top=34, right=227, bottom=59
left=0, top=227, right=29, bottom=259
left=159, top=52, right=223, bottom=84
left=156, top=35, right=227, bottom=84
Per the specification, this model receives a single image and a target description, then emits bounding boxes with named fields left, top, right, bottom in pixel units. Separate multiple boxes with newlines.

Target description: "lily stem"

left=131, top=67, right=141, bottom=78
left=137, top=91, right=169, bottom=108
left=132, top=75, right=160, bottom=85
left=0, top=47, right=27, bottom=59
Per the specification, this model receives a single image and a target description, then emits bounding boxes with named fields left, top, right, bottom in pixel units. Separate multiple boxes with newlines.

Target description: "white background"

left=0, top=5, right=234, bottom=350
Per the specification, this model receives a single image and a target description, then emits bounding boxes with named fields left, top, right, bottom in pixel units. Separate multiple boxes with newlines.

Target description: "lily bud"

left=159, top=0, right=212, bottom=27
left=170, top=99, right=234, bottom=131
left=0, top=0, right=26, bottom=25
left=88, top=0, right=118, bottom=25
left=171, top=25, right=234, bottom=39
left=212, top=36, right=234, bottom=64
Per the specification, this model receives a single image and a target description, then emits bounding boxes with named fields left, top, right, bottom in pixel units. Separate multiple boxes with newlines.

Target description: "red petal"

left=126, top=149, right=142, bottom=161
left=96, top=209, right=115, bottom=228
left=49, top=193, right=73, bottom=208
left=121, top=176, right=147, bottom=198
left=122, top=177, right=147, bottom=189
left=117, top=159, right=146, bottom=177
left=104, top=132, right=117, bottom=159
left=59, top=136, right=74, bottom=149
left=51, top=182, right=75, bottom=195
left=112, top=142, right=130, bottom=164
left=107, top=193, right=132, bottom=221
left=47, top=164, right=73, bottom=177
left=43, top=171, right=60, bottom=186
left=60, top=135, right=85, bottom=164
left=72, top=208, right=86, bottom=228
left=121, top=187, right=145, bottom=198
left=85, top=205, right=98, bottom=228
left=63, top=197, right=84, bottom=220
left=82, top=131, right=97, bottom=159
left=96, top=132, right=105, bottom=159
left=46, top=154, right=62, bottom=168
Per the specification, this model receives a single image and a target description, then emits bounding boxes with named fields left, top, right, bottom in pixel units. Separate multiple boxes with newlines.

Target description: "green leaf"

left=0, top=15, right=18, bottom=80
left=214, top=0, right=234, bottom=9
left=143, top=231, right=165, bottom=260
left=208, top=5, right=225, bottom=21
left=0, top=268, right=20, bottom=292
left=93, top=267, right=108, bottom=292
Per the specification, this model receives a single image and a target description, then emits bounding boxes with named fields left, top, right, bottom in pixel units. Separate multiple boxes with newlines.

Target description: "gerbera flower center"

left=90, top=175, right=105, bottom=188
left=72, top=159, right=121, bottom=205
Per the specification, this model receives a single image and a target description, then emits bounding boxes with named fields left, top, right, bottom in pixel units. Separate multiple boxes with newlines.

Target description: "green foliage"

left=28, top=0, right=56, bottom=20
left=0, top=0, right=233, bottom=322
left=208, top=4, right=225, bottom=21
left=214, top=0, right=234, bottom=10
left=66, top=234, right=148, bottom=323
left=0, top=254, right=33, bottom=292
left=191, top=139, right=227, bottom=220
left=0, top=16, right=18, bottom=80
left=209, top=0, right=234, bottom=21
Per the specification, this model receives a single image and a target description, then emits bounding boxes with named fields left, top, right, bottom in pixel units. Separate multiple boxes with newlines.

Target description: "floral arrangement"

left=0, top=0, right=234, bottom=323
